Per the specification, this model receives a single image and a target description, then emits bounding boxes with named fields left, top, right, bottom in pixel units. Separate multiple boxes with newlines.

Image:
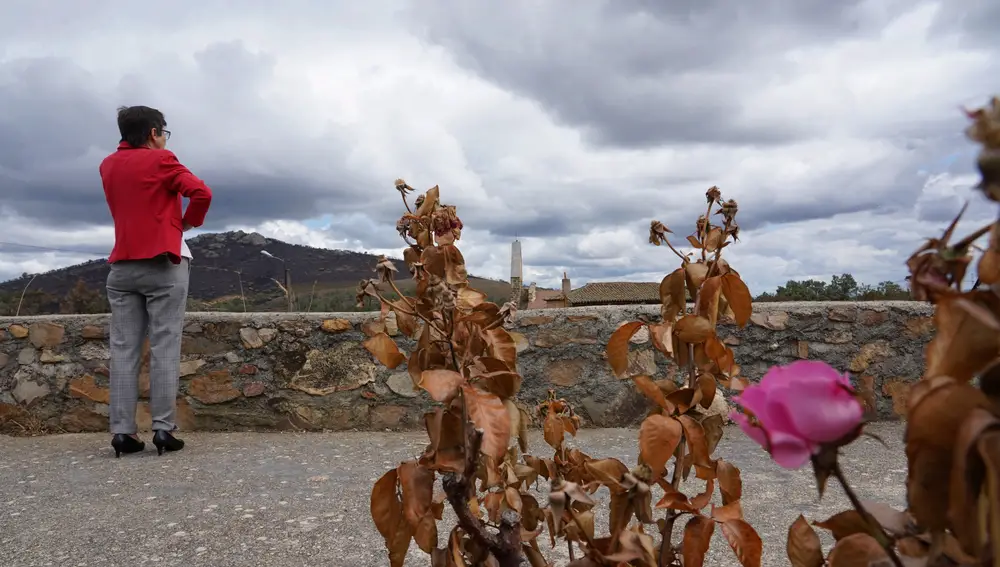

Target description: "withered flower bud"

left=720, top=198, right=739, bottom=221
left=355, top=278, right=380, bottom=308
left=425, top=275, right=454, bottom=311
left=965, top=98, right=1000, bottom=201
left=395, top=217, right=410, bottom=239
left=696, top=215, right=709, bottom=235
left=498, top=301, right=518, bottom=324
left=706, top=185, right=722, bottom=204
left=374, top=255, right=398, bottom=283
left=648, top=220, right=672, bottom=246
left=394, top=178, right=414, bottom=195
left=414, top=194, right=425, bottom=210
left=728, top=223, right=740, bottom=241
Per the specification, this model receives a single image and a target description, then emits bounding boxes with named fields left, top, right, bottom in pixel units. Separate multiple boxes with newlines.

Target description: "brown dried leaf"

left=414, top=515, right=438, bottom=553
left=419, top=369, right=465, bottom=403
left=584, top=458, right=629, bottom=491
left=441, top=244, right=467, bottom=285
left=721, top=273, right=753, bottom=328
left=484, top=328, right=517, bottom=370
left=659, top=268, right=687, bottom=322
left=721, top=519, right=763, bottom=567
left=607, top=321, right=644, bottom=377
left=666, top=387, right=702, bottom=414
left=675, top=315, right=715, bottom=344
left=948, top=409, right=1000, bottom=555
left=906, top=378, right=993, bottom=532
left=456, top=286, right=486, bottom=311
left=603, top=529, right=656, bottom=566
left=704, top=226, right=726, bottom=252
left=813, top=510, right=873, bottom=541
left=648, top=322, right=674, bottom=357
left=462, top=385, right=511, bottom=459
left=712, top=501, right=744, bottom=522
left=787, top=515, right=824, bottom=567
left=860, top=500, right=910, bottom=537
left=697, top=276, right=724, bottom=326
left=543, top=410, right=565, bottom=449
left=827, top=533, right=890, bottom=567
left=638, top=414, right=683, bottom=478
left=421, top=408, right=465, bottom=473
left=397, top=461, right=435, bottom=528
left=702, top=413, right=725, bottom=454
left=633, top=375, right=674, bottom=412
left=678, top=414, right=712, bottom=468
left=717, top=460, right=742, bottom=505
left=371, top=468, right=402, bottom=539
left=697, top=373, right=717, bottom=409
left=684, top=262, right=711, bottom=302
left=363, top=332, right=407, bottom=369
left=682, top=515, right=716, bottom=567
left=925, top=291, right=1000, bottom=382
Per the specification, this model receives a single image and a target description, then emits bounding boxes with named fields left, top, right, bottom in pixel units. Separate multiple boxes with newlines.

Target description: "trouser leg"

left=145, top=258, right=190, bottom=432
left=107, top=265, right=149, bottom=435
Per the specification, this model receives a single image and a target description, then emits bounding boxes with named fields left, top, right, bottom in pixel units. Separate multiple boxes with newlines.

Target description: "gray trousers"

left=106, top=256, right=190, bottom=434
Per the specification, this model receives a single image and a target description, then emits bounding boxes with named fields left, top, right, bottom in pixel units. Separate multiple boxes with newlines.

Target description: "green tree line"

left=754, top=273, right=910, bottom=302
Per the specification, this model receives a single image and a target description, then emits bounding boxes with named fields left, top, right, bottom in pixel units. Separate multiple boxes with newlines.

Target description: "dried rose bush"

left=362, top=179, right=763, bottom=566
left=732, top=98, right=1000, bottom=567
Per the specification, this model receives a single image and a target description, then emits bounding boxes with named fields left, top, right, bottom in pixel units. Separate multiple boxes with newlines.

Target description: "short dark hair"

left=116, top=105, right=166, bottom=148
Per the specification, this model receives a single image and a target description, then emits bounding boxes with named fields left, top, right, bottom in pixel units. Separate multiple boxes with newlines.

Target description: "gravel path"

left=0, top=423, right=906, bottom=566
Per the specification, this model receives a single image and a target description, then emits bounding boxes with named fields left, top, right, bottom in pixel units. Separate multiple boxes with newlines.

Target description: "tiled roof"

left=566, top=282, right=661, bottom=306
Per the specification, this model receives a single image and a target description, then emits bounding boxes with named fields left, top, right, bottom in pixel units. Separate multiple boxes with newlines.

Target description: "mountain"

left=0, top=231, right=515, bottom=313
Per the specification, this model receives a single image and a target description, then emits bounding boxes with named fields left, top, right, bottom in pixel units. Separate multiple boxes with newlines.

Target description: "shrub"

left=362, top=179, right=760, bottom=566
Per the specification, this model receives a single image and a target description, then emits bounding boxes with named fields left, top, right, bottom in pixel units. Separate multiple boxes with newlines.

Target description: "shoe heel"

left=155, top=444, right=165, bottom=456
left=115, top=449, right=121, bottom=459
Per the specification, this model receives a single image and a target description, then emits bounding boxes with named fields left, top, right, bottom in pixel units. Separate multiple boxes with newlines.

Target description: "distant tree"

left=59, top=279, right=109, bottom=314
left=755, top=273, right=910, bottom=302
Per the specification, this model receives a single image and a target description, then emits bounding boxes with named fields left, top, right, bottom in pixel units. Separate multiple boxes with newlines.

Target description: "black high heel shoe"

left=152, top=430, right=184, bottom=456
left=111, top=434, right=145, bottom=458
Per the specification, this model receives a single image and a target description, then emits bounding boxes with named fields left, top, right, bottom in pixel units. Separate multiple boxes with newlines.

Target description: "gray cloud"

left=406, top=0, right=920, bottom=148
left=1, top=0, right=999, bottom=295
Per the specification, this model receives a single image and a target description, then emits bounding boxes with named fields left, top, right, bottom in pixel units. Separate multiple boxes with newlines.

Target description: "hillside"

left=0, top=231, right=515, bottom=314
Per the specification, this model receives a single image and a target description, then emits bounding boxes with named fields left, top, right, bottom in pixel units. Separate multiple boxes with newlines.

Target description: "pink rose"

left=730, top=360, right=864, bottom=469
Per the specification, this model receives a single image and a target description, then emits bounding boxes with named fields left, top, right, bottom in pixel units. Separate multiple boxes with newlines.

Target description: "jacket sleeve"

left=157, top=150, right=213, bottom=228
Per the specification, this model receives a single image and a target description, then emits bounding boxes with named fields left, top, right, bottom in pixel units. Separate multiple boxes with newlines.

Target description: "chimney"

left=562, top=271, right=571, bottom=297
left=510, top=240, right=523, bottom=279
left=509, top=239, right=523, bottom=307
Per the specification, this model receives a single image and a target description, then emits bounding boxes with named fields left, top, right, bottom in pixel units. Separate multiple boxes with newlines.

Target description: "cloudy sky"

left=1, top=0, right=997, bottom=296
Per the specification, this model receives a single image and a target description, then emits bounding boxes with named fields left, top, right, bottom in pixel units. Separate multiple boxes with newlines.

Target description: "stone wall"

left=0, top=301, right=934, bottom=434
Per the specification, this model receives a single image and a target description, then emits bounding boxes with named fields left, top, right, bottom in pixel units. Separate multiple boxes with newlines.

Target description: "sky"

left=1, top=0, right=998, bottom=296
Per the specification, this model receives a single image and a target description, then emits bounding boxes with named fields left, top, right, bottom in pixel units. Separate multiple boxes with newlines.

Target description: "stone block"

left=28, top=322, right=64, bottom=348
left=69, top=375, right=110, bottom=404
left=519, top=315, right=555, bottom=326
left=8, top=324, right=28, bottom=339
left=81, top=325, right=106, bottom=339
left=859, top=310, right=889, bottom=326
left=828, top=307, right=857, bottom=322
left=320, top=319, right=352, bottom=333
left=750, top=312, right=788, bottom=330
left=286, top=342, right=377, bottom=396
left=239, top=327, right=264, bottom=349
left=188, top=370, right=241, bottom=404
left=545, top=358, right=586, bottom=387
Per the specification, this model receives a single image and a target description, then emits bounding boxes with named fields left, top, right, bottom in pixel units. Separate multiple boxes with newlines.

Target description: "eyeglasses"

left=160, top=129, right=171, bottom=140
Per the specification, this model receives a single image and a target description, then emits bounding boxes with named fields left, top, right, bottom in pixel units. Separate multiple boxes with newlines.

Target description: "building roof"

left=567, top=282, right=661, bottom=306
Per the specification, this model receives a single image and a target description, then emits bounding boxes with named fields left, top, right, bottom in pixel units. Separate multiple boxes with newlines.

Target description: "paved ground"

left=0, top=423, right=906, bottom=567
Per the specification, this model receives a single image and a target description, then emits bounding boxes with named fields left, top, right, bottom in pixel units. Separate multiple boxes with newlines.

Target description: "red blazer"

left=100, top=142, right=213, bottom=264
